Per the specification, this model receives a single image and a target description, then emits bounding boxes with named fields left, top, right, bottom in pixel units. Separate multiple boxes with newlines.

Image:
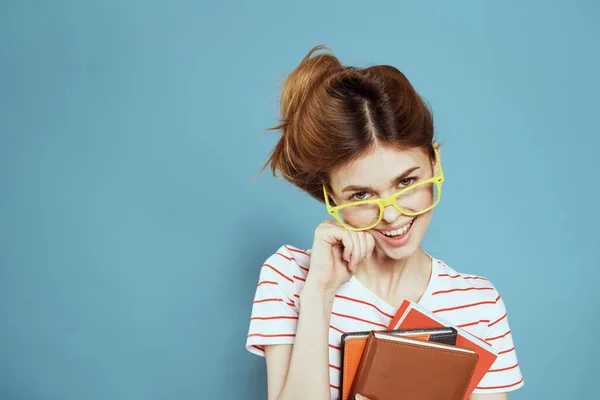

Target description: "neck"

left=354, top=247, right=432, bottom=306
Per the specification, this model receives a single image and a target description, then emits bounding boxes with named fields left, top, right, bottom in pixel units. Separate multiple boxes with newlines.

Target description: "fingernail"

left=355, top=395, right=364, bottom=400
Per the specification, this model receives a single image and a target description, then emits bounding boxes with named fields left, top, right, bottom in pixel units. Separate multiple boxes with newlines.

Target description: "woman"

left=246, top=46, right=524, bottom=400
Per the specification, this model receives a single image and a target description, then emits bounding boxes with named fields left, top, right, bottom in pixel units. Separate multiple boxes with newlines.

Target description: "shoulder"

left=262, top=244, right=311, bottom=278
left=428, top=257, right=506, bottom=328
left=256, top=244, right=312, bottom=294
left=247, top=245, right=310, bottom=355
left=433, top=257, right=499, bottom=295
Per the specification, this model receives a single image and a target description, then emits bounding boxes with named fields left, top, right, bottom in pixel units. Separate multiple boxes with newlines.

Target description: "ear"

left=323, top=182, right=338, bottom=207
left=328, top=192, right=339, bottom=207
left=432, top=142, right=441, bottom=174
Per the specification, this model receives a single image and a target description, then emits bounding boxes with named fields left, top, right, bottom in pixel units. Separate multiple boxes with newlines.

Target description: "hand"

left=305, top=219, right=375, bottom=293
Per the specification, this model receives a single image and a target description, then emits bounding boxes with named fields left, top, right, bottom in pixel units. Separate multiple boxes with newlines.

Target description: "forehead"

left=329, top=145, right=428, bottom=190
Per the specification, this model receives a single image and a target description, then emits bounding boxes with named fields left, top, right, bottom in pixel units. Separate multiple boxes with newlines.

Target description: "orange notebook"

left=339, top=327, right=457, bottom=400
left=388, top=300, right=498, bottom=400
left=348, top=331, right=479, bottom=400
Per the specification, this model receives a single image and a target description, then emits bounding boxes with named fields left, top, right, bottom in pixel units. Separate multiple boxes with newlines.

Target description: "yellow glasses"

left=323, top=148, right=444, bottom=231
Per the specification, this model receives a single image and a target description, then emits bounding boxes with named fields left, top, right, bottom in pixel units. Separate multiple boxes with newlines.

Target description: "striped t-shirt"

left=246, top=245, right=524, bottom=399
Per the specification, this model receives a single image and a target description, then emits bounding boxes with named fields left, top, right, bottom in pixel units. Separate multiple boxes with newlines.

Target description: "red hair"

left=259, top=45, right=435, bottom=202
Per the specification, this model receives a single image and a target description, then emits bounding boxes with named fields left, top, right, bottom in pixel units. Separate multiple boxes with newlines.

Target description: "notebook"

left=339, top=327, right=457, bottom=400
left=388, top=300, right=499, bottom=399
left=348, top=331, right=479, bottom=400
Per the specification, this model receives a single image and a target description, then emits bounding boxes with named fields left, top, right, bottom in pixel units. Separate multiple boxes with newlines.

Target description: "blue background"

left=1, top=1, right=598, bottom=399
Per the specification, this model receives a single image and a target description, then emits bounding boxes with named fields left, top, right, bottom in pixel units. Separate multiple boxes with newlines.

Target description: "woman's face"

left=328, top=144, right=440, bottom=261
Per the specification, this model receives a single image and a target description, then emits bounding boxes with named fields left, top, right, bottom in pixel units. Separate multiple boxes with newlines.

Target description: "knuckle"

left=315, top=221, right=331, bottom=232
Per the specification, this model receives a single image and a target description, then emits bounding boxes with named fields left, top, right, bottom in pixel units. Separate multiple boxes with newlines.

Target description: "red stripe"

left=276, top=252, right=309, bottom=271
left=330, top=325, right=345, bottom=334
left=284, top=246, right=310, bottom=256
left=293, top=293, right=299, bottom=298
left=293, top=275, right=306, bottom=282
left=457, top=320, right=490, bottom=328
left=254, top=298, right=284, bottom=304
left=250, top=316, right=298, bottom=321
left=252, top=345, right=264, bottom=351
left=329, top=344, right=341, bottom=350
left=433, top=298, right=499, bottom=313
left=439, top=273, right=461, bottom=278
left=438, top=273, right=488, bottom=281
left=276, top=252, right=294, bottom=261
left=329, top=364, right=341, bottom=371
left=335, top=295, right=394, bottom=319
left=487, top=330, right=511, bottom=341
left=330, top=384, right=340, bottom=390
left=489, top=363, right=519, bottom=373
left=499, top=346, right=515, bottom=355
left=257, top=280, right=277, bottom=287
left=331, top=311, right=387, bottom=328
left=489, top=313, right=507, bottom=327
left=248, top=333, right=295, bottom=338
left=432, top=287, right=494, bottom=295
left=255, top=295, right=295, bottom=308
left=477, top=377, right=523, bottom=390
left=263, top=263, right=294, bottom=283
left=465, top=332, right=493, bottom=347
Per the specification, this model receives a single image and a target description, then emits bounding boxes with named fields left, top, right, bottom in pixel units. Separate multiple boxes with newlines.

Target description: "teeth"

left=382, top=221, right=413, bottom=237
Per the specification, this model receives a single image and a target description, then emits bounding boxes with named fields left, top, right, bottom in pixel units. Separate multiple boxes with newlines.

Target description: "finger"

left=317, top=222, right=353, bottom=263
left=349, top=231, right=362, bottom=271
left=366, top=231, right=375, bottom=259
left=358, top=232, right=367, bottom=263
left=350, top=232, right=364, bottom=271
left=331, top=243, right=343, bottom=264
left=340, top=231, right=354, bottom=265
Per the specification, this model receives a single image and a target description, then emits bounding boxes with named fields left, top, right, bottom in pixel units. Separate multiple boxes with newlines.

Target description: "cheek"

left=411, top=212, right=433, bottom=238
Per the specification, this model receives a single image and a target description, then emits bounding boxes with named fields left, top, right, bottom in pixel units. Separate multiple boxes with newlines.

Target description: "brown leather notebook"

left=339, top=327, right=457, bottom=400
left=348, top=331, right=479, bottom=400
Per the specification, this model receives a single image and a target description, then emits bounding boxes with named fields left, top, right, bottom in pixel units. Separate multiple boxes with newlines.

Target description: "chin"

left=373, top=214, right=431, bottom=261
left=377, top=239, right=420, bottom=261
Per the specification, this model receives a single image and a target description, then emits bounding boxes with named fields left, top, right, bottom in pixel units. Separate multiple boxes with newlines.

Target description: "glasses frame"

left=322, top=147, right=444, bottom=232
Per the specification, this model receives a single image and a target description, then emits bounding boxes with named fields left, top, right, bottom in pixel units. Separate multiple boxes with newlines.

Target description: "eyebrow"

left=341, top=166, right=421, bottom=193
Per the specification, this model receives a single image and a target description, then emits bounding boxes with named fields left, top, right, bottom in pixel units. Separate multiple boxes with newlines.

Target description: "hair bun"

left=277, top=45, right=342, bottom=128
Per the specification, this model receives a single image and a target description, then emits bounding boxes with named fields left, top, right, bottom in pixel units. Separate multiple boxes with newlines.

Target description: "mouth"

left=378, top=219, right=415, bottom=238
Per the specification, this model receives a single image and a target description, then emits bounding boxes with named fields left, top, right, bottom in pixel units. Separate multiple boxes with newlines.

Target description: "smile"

left=379, top=219, right=414, bottom=237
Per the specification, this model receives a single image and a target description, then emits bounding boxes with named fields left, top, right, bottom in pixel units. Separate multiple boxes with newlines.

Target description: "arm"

left=265, top=286, right=335, bottom=400
left=263, top=222, right=375, bottom=400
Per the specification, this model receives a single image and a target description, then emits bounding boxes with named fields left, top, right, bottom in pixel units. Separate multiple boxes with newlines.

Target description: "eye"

left=399, top=177, right=416, bottom=187
left=351, top=191, right=370, bottom=201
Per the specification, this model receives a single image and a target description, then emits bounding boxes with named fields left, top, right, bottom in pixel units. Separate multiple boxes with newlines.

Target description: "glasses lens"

left=396, top=181, right=439, bottom=215
left=338, top=202, right=380, bottom=229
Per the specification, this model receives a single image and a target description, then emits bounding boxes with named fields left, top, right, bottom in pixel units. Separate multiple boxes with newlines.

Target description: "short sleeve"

left=472, top=291, right=525, bottom=394
left=245, top=246, right=306, bottom=357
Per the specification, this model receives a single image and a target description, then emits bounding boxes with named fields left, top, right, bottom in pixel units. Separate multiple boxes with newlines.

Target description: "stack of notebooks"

left=338, top=300, right=498, bottom=400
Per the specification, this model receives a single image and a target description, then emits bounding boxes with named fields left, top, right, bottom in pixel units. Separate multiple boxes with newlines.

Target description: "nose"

left=382, top=204, right=402, bottom=224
